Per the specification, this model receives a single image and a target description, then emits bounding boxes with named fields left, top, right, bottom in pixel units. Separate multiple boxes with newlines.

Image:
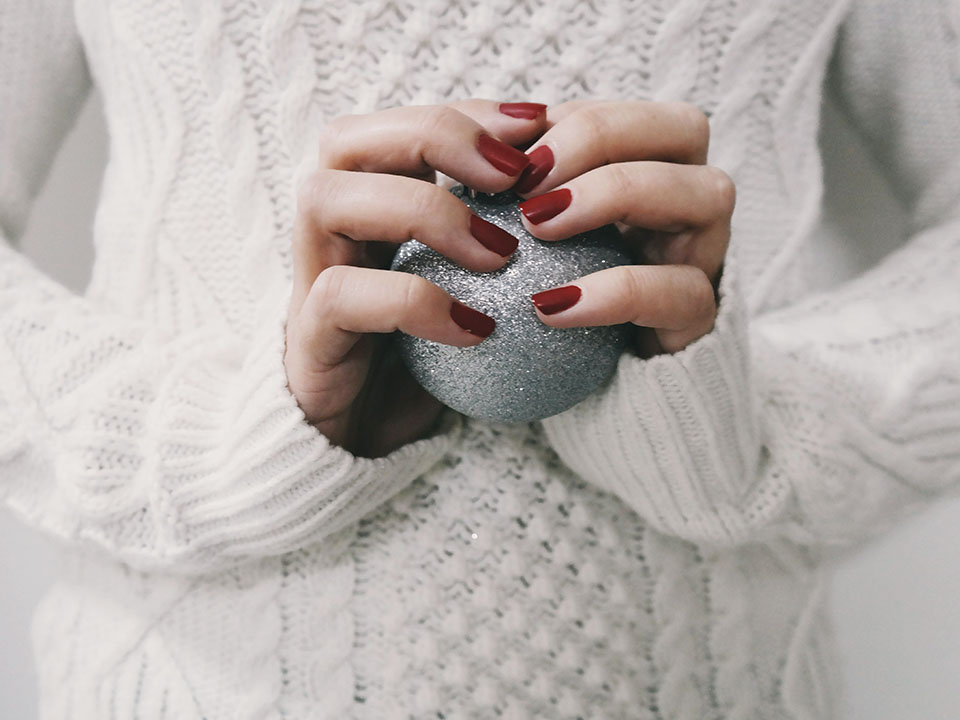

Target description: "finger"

left=530, top=264, right=716, bottom=352
left=291, top=170, right=520, bottom=312
left=292, top=265, right=496, bottom=372
left=355, top=347, right=445, bottom=458
left=436, top=99, right=548, bottom=189
left=447, top=98, right=548, bottom=146
left=317, top=104, right=533, bottom=191
left=542, top=99, right=607, bottom=128
left=518, top=162, right=734, bottom=281
left=514, top=100, right=709, bottom=195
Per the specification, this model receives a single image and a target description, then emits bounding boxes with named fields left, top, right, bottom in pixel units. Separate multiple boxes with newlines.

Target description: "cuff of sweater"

left=541, top=269, right=782, bottom=544
left=162, top=314, right=461, bottom=567
left=61, top=301, right=460, bottom=571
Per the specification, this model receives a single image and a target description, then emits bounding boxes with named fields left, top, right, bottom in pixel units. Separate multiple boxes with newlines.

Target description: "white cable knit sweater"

left=2, top=0, right=959, bottom=717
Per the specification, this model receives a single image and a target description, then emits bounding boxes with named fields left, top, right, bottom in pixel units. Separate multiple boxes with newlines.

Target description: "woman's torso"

left=36, top=1, right=851, bottom=717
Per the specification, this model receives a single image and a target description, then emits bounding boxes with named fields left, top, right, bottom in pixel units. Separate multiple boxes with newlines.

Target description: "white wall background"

left=3, top=92, right=960, bottom=718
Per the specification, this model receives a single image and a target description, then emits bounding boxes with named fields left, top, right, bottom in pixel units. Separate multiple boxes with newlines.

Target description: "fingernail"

left=519, top=188, right=572, bottom=224
left=514, top=145, right=554, bottom=194
left=499, top=102, right=547, bottom=120
left=531, top=285, right=582, bottom=315
left=470, top=215, right=519, bottom=257
left=477, top=134, right=530, bottom=176
left=450, top=300, right=496, bottom=338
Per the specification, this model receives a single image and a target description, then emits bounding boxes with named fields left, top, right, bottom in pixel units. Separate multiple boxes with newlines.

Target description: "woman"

left=2, top=0, right=958, bottom=717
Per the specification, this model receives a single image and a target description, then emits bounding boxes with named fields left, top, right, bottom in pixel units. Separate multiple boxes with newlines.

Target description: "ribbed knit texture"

left=2, top=0, right=959, bottom=718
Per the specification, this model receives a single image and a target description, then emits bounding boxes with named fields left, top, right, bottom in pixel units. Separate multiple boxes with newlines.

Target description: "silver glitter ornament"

left=391, top=185, right=632, bottom=423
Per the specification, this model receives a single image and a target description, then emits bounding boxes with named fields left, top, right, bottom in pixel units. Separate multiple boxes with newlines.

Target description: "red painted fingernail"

left=499, top=102, right=547, bottom=120
left=531, top=285, right=582, bottom=315
left=450, top=301, right=496, bottom=338
left=477, top=134, right=530, bottom=176
left=470, top=215, right=518, bottom=257
left=519, top=188, right=572, bottom=224
left=514, top=145, right=554, bottom=194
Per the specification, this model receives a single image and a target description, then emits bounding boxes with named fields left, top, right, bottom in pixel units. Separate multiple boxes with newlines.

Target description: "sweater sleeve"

left=540, top=0, right=960, bottom=548
left=0, top=0, right=459, bottom=574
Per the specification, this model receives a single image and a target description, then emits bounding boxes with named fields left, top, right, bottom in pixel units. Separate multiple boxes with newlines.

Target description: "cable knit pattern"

left=3, top=0, right=960, bottom=718
left=352, top=423, right=736, bottom=719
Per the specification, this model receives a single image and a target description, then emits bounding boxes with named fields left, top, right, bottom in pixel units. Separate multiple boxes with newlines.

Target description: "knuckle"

left=605, top=162, right=637, bottom=207
left=684, top=267, right=717, bottom=320
left=316, top=116, right=354, bottom=166
left=617, top=266, right=650, bottom=318
left=407, top=182, right=443, bottom=227
left=445, top=97, right=486, bottom=117
left=296, top=168, right=339, bottom=216
left=418, top=104, right=462, bottom=138
left=703, top=166, right=737, bottom=215
left=673, top=102, right=710, bottom=156
left=572, top=104, right=612, bottom=146
left=285, top=314, right=314, bottom=366
left=411, top=105, right=465, bottom=168
left=311, top=264, right=351, bottom=312
left=293, top=170, right=339, bottom=259
left=399, top=275, right=432, bottom=321
left=548, top=99, right=593, bottom=126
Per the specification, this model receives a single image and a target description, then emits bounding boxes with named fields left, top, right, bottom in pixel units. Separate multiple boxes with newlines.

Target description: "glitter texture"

left=391, top=185, right=632, bottom=422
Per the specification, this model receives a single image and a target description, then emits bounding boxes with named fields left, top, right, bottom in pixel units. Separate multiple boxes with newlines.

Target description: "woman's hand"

left=515, top=100, right=734, bottom=354
left=285, top=101, right=547, bottom=458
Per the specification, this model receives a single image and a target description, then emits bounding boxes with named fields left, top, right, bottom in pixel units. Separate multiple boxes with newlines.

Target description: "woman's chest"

left=77, top=0, right=845, bottom=115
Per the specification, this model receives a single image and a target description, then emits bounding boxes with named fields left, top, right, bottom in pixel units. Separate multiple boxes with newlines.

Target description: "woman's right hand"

left=284, top=101, right=547, bottom=458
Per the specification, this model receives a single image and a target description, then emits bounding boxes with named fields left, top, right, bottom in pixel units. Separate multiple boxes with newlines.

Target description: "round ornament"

left=391, top=185, right=632, bottom=423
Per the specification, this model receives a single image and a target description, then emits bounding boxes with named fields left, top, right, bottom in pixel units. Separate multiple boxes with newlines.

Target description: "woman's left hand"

left=514, top=100, right=735, bottom=354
